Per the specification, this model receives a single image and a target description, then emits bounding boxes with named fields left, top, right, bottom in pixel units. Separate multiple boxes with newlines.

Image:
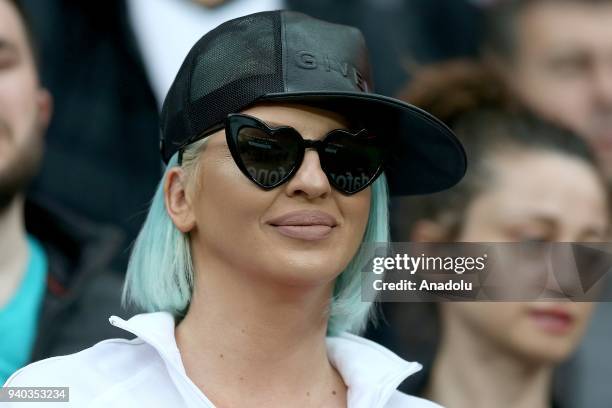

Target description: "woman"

left=380, top=60, right=610, bottom=408
left=4, top=11, right=466, bottom=408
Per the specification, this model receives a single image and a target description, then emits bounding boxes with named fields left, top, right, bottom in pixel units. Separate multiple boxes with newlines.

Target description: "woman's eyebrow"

left=514, top=214, right=557, bottom=227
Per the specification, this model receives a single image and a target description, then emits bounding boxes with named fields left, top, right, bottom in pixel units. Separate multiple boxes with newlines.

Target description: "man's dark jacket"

left=25, top=197, right=130, bottom=361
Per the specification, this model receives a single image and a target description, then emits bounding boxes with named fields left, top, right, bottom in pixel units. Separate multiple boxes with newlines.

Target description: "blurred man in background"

left=0, top=0, right=127, bottom=383
left=484, top=0, right=612, bottom=183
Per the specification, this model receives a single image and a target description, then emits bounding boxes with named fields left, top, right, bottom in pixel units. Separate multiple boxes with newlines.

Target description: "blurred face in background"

left=0, top=0, right=50, bottom=210
left=501, top=1, right=612, bottom=181
left=441, top=149, right=609, bottom=364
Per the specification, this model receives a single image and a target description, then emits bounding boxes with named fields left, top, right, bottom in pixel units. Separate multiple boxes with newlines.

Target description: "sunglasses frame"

left=178, top=113, right=385, bottom=195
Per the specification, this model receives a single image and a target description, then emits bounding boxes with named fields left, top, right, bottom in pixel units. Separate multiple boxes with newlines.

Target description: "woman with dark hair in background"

left=375, top=61, right=610, bottom=408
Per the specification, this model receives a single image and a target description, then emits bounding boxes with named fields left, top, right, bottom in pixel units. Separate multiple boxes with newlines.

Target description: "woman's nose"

left=284, top=149, right=332, bottom=199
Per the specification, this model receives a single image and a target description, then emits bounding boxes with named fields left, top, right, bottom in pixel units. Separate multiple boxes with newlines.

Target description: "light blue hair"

left=123, top=151, right=389, bottom=335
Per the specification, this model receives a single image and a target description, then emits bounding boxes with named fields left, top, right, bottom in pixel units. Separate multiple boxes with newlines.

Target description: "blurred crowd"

left=1, top=0, right=611, bottom=407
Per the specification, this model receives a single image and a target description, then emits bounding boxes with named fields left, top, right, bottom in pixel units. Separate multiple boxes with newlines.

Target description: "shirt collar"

left=326, top=332, right=423, bottom=406
left=110, top=312, right=422, bottom=407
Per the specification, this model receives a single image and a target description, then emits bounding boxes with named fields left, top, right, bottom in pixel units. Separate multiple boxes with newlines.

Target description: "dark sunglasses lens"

left=320, top=131, right=383, bottom=194
left=235, top=126, right=300, bottom=188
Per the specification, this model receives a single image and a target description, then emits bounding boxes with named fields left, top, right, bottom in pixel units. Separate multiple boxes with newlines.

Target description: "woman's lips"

left=528, top=307, right=575, bottom=335
left=274, top=225, right=333, bottom=240
left=267, top=210, right=338, bottom=241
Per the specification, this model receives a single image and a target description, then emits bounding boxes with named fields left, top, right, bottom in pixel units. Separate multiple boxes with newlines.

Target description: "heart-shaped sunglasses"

left=178, top=113, right=385, bottom=195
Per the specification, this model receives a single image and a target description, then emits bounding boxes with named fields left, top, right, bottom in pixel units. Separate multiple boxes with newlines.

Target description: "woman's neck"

left=425, top=316, right=554, bottom=408
left=175, top=257, right=347, bottom=407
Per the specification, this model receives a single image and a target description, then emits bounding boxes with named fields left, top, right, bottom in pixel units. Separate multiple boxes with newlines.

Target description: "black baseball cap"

left=160, top=10, right=466, bottom=196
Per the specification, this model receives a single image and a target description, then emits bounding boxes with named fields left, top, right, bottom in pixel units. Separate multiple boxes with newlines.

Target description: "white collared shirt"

left=4, top=312, right=441, bottom=407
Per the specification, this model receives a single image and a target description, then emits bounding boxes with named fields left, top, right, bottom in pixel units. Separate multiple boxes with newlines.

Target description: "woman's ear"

left=36, top=88, right=53, bottom=133
left=164, top=167, right=197, bottom=233
left=410, top=219, right=449, bottom=243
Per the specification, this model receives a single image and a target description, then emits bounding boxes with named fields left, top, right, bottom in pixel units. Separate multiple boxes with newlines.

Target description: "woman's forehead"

left=478, top=151, right=609, bottom=227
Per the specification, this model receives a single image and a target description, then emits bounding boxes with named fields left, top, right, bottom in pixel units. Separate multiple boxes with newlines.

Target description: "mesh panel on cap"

left=160, top=50, right=193, bottom=158
left=160, top=11, right=284, bottom=161
left=189, top=15, right=281, bottom=102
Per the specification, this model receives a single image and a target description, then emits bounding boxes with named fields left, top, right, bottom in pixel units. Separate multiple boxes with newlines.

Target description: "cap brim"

left=258, top=91, right=467, bottom=196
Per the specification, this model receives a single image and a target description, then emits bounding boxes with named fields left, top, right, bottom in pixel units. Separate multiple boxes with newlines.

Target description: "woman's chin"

left=254, top=255, right=346, bottom=287
left=507, top=331, right=581, bottom=365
